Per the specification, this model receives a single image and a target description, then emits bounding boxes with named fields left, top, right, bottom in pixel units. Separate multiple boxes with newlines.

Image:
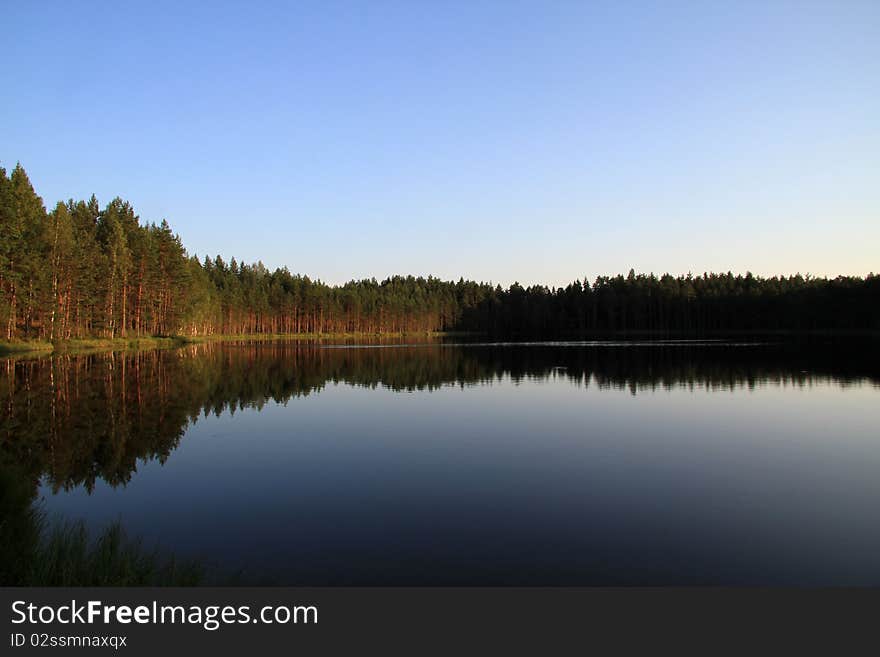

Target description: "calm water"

left=3, top=339, right=880, bottom=585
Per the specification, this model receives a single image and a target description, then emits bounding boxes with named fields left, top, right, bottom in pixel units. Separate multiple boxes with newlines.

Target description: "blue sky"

left=4, top=1, right=878, bottom=286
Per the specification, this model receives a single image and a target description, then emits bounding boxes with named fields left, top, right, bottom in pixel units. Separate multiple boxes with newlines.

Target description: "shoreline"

left=0, top=332, right=459, bottom=357
left=1, top=328, right=877, bottom=358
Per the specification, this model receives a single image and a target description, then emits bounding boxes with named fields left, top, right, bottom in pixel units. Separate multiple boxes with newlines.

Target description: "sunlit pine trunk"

left=6, top=284, right=15, bottom=340
left=120, top=278, right=128, bottom=338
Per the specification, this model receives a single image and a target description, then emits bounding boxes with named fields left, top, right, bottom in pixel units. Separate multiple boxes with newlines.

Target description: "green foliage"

left=0, top=162, right=877, bottom=340
left=464, top=271, right=880, bottom=336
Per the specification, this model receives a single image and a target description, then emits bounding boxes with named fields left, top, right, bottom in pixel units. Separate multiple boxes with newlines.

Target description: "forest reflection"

left=2, top=340, right=877, bottom=498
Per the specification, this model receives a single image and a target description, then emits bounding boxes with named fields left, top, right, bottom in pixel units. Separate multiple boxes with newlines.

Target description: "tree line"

left=2, top=163, right=877, bottom=340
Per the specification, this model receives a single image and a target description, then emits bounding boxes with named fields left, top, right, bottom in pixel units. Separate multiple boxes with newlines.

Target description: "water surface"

left=2, top=339, right=879, bottom=584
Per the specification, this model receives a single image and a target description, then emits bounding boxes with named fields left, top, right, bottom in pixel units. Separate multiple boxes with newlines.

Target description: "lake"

left=3, top=339, right=880, bottom=585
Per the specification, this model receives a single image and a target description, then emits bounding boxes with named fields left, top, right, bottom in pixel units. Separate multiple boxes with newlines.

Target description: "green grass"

left=0, top=331, right=458, bottom=357
left=0, top=340, right=54, bottom=356
left=52, top=336, right=192, bottom=352
left=5, top=511, right=204, bottom=586
left=189, top=331, right=453, bottom=342
left=0, top=336, right=193, bottom=356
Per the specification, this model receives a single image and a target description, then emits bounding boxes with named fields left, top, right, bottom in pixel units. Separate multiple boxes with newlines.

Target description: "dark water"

left=3, top=339, right=880, bottom=585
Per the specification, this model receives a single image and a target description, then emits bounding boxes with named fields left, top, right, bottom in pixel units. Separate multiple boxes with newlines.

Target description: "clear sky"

left=3, top=1, right=878, bottom=286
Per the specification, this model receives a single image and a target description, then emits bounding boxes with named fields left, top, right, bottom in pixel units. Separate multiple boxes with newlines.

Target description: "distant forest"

left=1, top=163, right=878, bottom=340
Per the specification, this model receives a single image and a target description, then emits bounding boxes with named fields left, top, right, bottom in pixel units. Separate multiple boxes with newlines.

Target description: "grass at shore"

left=1, top=461, right=206, bottom=585
left=2, top=328, right=876, bottom=358
left=28, top=517, right=205, bottom=586
left=0, top=340, right=55, bottom=355
left=190, top=331, right=454, bottom=343
left=0, top=336, right=195, bottom=356
left=0, top=331, right=455, bottom=357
